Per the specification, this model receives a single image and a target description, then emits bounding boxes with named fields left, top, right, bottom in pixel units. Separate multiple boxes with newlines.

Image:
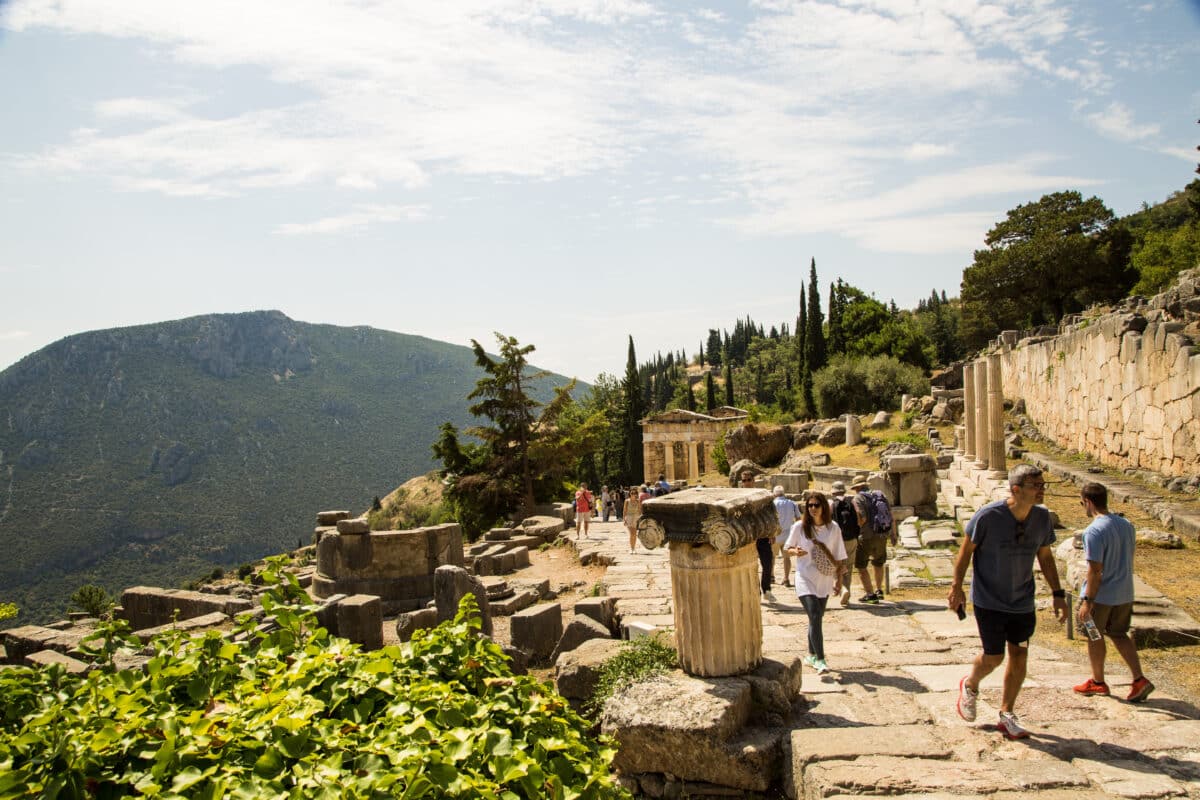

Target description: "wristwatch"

left=1080, top=595, right=1093, bottom=603
left=1051, top=589, right=1066, bottom=599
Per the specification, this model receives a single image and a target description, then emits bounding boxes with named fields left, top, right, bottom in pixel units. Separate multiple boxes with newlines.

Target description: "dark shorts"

left=974, top=605, right=1037, bottom=655
left=854, top=535, right=887, bottom=569
left=1091, top=602, right=1133, bottom=637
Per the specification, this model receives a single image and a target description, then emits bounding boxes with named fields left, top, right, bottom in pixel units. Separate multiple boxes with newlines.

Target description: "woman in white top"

left=785, top=490, right=847, bottom=674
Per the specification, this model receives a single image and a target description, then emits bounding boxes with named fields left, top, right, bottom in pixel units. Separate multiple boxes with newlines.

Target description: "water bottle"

left=1082, top=614, right=1102, bottom=641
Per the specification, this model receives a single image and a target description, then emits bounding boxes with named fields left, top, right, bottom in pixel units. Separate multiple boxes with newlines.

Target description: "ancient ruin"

left=640, top=406, right=747, bottom=483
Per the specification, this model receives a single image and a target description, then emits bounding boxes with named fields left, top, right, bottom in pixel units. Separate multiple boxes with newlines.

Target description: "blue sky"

left=1, top=0, right=1197, bottom=383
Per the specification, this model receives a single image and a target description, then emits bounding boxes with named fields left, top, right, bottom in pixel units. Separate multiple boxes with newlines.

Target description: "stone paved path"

left=570, top=519, right=1200, bottom=799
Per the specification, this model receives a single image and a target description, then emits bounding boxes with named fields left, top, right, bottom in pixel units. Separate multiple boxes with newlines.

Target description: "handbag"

left=809, top=538, right=840, bottom=577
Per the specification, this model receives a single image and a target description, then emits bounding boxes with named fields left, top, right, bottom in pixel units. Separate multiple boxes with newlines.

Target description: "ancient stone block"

left=25, top=649, right=90, bottom=674
left=550, top=614, right=611, bottom=663
left=335, top=594, right=383, bottom=651
left=554, top=637, right=626, bottom=700
left=489, top=589, right=539, bottom=616
left=394, top=607, right=438, bottom=642
left=336, top=517, right=370, bottom=534
left=433, top=565, right=492, bottom=636
left=884, top=453, right=936, bottom=472
left=316, top=510, right=351, bottom=526
left=898, top=470, right=938, bottom=507
left=510, top=602, right=562, bottom=664
left=574, top=596, right=618, bottom=635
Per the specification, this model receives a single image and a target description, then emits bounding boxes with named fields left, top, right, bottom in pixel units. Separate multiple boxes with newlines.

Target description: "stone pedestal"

left=845, top=414, right=862, bottom=446
left=670, top=542, right=762, bottom=676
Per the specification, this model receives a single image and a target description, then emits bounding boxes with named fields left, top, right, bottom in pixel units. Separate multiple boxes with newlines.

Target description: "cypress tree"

left=796, top=281, right=807, bottom=382
left=705, top=371, right=717, bottom=411
left=827, top=280, right=844, bottom=356
left=621, top=336, right=645, bottom=483
left=805, top=259, right=826, bottom=373
left=722, top=347, right=734, bottom=406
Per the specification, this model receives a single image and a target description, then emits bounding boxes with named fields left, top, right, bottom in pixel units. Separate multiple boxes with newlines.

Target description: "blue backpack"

left=867, top=490, right=893, bottom=535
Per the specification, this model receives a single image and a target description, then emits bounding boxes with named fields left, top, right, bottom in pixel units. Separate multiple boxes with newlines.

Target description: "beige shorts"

left=1091, top=601, right=1133, bottom=637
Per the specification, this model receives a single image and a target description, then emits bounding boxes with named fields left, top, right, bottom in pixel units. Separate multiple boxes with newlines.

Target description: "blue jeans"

left=799, top=594, right=829, bottom=660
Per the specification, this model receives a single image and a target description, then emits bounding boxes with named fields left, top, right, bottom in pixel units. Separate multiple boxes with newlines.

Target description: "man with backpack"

left=829, top=481, right=860, bottom=606
left=773, top=486, right=800, bottom=588
left=851, top=479, right=895, bottom=604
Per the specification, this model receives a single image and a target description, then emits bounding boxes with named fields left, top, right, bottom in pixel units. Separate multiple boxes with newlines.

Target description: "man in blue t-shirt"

left=948, top=464, right=1068, bottom=740
left=1072, top=482, right=1154, bottom=703
left=772, top=486, right=799, bottom=587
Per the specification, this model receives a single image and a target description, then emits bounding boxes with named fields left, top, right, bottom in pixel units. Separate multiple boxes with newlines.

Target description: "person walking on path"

left=574, top=483, right=595, bottom=539
left=600, top=485, right=612, bottom=522
left=741, top=471, right=775, bottom=602
left=624, top=487, right=642, bottom=554
left=785, top=490, right=846, bottom=675
left=851, top=480, right=889, bottom=604
left=829, top=481, right=860, bottom=605
left=772, top=486, right=799, bottom=587
left=949, top=464, right=1068, bottom=740
left=1073, top=481, right=1155, bottom=703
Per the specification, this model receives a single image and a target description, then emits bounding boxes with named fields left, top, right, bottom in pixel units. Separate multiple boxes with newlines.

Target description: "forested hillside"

left=0, top=311, right=574, bottom=623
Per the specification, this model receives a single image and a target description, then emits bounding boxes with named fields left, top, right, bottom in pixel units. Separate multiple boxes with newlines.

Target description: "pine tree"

left=705, top=371, right=717, bottom=411
left=796, top=281, right=807, bottom=382
left=621, top=336, right=645, bottom=483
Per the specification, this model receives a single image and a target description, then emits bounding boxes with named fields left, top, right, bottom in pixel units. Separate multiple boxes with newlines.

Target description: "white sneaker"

left=957, top=676, right=978, bottom=722
left=814, top=658, right=830, bottom=674
left=997, top=711, right=1030, bottom=740
left=840, top=587, right=851, bottom=606
left=761, top=591, right=777, bottom=603
left=804, top=655, right=819, bottom=669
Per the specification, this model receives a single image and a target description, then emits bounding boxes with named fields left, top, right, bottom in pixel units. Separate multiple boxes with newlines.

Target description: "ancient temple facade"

left=641, top=406, right=748, bottom=484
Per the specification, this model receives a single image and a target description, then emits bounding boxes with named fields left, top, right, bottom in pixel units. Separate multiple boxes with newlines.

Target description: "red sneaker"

left=1073, top=678, right=1110, bottom=696
left=1126, top=677, right=1155, bottom=703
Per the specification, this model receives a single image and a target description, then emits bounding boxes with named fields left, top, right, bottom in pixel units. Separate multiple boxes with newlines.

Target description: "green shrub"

left=586, top=635, right=678, bottom=717
left=0, top=566, right=630, bottom=799
left=68, top=584, right=113, bottom=618
left=237, top=562, right=254, bottom=579
left=813, top=355, right=930, bottom=418
left=711, top=435, right=729, bottom=475
left=0, top=602, right=16, bottom=622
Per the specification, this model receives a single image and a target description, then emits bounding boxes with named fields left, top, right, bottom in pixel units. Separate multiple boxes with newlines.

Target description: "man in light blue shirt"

left=773, top=486, right=799, bottom=587
left=1073, top=481, right=1154, bottom=703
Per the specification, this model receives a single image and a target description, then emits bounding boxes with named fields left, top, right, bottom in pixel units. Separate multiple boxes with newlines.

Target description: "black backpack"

left=833, top=496, right=860, bottom=540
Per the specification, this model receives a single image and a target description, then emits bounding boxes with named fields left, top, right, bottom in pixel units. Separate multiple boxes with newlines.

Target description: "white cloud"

left=1084, top=101, right=1161, bottom=142
left=1159, top=145, right=1199, bottom=164
left=904, top=143, right=955, bottom=161
left=273, top=204, right=431, bottom=236
left=0, top=330, right=31, bottom=341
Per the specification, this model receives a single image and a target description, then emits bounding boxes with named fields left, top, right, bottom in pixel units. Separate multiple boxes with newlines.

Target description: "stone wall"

left=995, top=270, right=1200, bottom=478
left=313, top=522, right=464, bottom=613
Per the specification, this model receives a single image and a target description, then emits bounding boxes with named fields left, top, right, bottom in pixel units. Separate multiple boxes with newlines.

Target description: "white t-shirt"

left=785, top=521, right=847, bottom=598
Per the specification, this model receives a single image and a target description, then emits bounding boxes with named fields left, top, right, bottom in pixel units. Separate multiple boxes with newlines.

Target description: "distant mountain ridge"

left=0, top=311, right=576, bottom=623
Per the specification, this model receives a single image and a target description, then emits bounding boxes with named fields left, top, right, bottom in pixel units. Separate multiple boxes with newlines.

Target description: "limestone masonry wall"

left=996, top=269, right=1200, bottom=478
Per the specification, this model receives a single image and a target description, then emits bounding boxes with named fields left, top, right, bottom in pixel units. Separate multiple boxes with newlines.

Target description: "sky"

left=1, top=0, right=1198, bottom=384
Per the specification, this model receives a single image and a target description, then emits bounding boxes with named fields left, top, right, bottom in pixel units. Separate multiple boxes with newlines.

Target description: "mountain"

left=0, top=311, right=577, bottom=624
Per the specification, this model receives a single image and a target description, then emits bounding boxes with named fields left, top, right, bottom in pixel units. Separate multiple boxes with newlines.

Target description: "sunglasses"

left=805, top=502, right=823, bottom=509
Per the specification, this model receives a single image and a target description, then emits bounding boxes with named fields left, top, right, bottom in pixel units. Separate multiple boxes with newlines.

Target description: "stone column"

left=688, top=441, right=701, bottom=482
left=663, top=441, right=676, bottom=481
left=962, top=362, right=976, bottom=460
left=642, top=441, right=654, bottom=484
left=973, top=358, right=989, bottom=468
left=637, top=488, right=774, bottom=676
left=987, top=354, right=1006, bottom=473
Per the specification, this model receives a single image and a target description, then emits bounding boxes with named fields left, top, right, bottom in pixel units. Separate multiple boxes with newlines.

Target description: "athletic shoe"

left=761, top=591, right=777, bottom=603
left=814, top=658, right=830, bottom=674
left=803, top=655, right=819, bottom=670
left=860, top=592, right=880, bottom=605
left=1073, top=677, right=1110, bottom=696
left=956, top=676, right=978, bottom=722
left=997, top=711, right=1030, bottom=740
left=1126, top=677, right=1155, bottom=703
left=840, top=587, right=851, bottom=606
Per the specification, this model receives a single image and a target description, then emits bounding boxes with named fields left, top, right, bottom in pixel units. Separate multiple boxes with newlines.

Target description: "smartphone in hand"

left=955, top=604, right=966, bottom=621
